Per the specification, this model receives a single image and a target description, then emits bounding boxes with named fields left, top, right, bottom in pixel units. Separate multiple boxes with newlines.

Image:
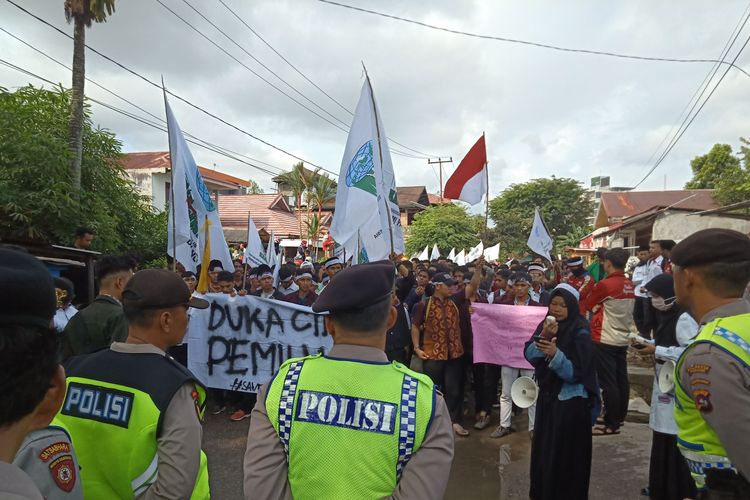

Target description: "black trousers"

left=594, top=343, right=629, bottom=428
left=476, top=363, right=501, bottom=413
left=633, top=297, right=650, bottom=337
left=423, top=356, right=465, bottom=423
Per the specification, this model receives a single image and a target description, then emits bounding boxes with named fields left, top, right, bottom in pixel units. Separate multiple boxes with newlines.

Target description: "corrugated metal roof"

left=600, top=190, right=718, bottom=219
left=120, top=152, right=251, bottom=188
left=218, top=194, right=301, bottom=240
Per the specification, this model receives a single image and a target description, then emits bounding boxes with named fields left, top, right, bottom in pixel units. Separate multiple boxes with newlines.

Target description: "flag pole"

left=362, top=63, right=395, bottom=256
left=483, top=132, right=489, bottom=233
left=243, top=211, right=250, bottom=290
left=162, top=77, right=177, bottom=272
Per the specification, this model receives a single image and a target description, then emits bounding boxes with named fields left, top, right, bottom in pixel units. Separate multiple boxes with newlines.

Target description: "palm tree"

left=277, top=162, right=308, bottom=236
left=307, top=174, right=337, bottom=255
left=64, top=0, right=116, bottom=197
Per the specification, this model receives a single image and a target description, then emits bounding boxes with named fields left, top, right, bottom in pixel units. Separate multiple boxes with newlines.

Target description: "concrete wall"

left=653, top=211, right=750, bottom=241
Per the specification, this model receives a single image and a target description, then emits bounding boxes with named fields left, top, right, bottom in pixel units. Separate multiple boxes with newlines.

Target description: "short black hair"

left=604, top=248, right=629, bottom=269
left=693, top=261, right=750, bottom=298
left=122, top=306, right=159, bottom=328
left=650, top=240, right=663, bottom=249
left=596, top=247, right=608, bottom=259
left=95, top=255, right=136, bottom=283
left=0, top=324, right=59, bottom=427
left=75, top=226, right=94, bottom=238
left=638, top=244, right=650, bottom=252
left=661, top=239, right=677, bottom=251
left=497, top=269, right=512, bottom=279
left=331, top=295, right=393, bottom=334
left=455, top=266, right=469, bottom=274
left=208, top=259, right=223, bottom=271
left=217, top=270, right=234, bottom=282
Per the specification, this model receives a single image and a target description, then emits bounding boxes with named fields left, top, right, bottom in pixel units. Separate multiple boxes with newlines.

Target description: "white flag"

left=165, top=97, right=232, bottom=273
left=266, top=231, right=276, bottom=265
left=467, top=241, right=484, bottom=262
left=483, top=243, right=500, bottom=262
left=430, top=244, right=440, bottom=261
left=329, top=77, right=392, bottom=261
left=243, top=215, right=267, bottom=267
left=447, top=248, right=456, bottom=261
left=455, top=249, right=466, bottom=266
left=528, top=208, right=554, bottom=262
left=418, top=246, right=429, bottom=261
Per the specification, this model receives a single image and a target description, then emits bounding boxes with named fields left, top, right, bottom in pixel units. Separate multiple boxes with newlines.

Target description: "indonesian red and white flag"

left=444, top=135, right=487, bottom=205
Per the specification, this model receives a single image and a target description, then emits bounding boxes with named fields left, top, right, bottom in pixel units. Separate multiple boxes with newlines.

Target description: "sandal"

left=592, top=425, right=620, bottom=436
left=453, top=423, right=470, bottom=437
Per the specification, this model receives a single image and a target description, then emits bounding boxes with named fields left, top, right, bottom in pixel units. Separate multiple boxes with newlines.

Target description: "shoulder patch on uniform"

left=294, top=390, right=397, bottom=435
left=687, top=364, right=711, bottom=375
left=690, top=378, right=711, bottom=386
left=49, top=454, right=76, bottom=492
left=191, top=389, right=203, bottom=421
left=39, top=442, right=70, bottom=462
left=693, top=389, right=713, bottom=413
left=61, top=381, right=133, bottom=428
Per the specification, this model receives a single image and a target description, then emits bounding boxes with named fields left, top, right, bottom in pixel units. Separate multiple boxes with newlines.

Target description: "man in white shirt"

left=640, top=240, right=665, bottom=339
left=277, top=266, right=298, bottom=296
left=632, top=245, right=651, bottom=337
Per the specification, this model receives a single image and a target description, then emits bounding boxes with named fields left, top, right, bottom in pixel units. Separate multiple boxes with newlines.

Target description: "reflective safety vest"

left=674, top=313, right=750, bottom=489
left=266, top=353, right=436, bottom=500
left=56, top=349, right=210, bottom=499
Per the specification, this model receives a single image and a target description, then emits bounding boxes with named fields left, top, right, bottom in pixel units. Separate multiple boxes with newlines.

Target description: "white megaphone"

left=658, top=360, right=676, bottom=393
left=511, top=376, right=539, bottom=408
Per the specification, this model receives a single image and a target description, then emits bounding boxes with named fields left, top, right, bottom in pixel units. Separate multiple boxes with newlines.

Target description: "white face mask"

left=652, top=296, right=676, bottom=311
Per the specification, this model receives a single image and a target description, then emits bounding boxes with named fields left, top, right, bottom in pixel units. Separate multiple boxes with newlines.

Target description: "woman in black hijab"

left=524, top=284, right=598, bottom=500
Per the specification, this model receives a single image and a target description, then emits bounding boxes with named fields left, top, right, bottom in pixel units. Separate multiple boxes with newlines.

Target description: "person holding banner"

left=492, top=272, right=543, bottom=439
left=524, top=284, right=597, bottom=500
left=253, top=265, right=285, bottom=300
left=243, top=260, right=454, bottom=500
left=282, top=269, right=318, bottom=307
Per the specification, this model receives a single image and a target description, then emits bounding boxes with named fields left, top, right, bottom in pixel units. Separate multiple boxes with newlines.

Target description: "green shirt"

left=62, top=295, right=128, bottom=358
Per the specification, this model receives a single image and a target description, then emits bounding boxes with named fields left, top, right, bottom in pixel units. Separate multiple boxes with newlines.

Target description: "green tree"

left=488, top=177, right=593, bottom=255
left=685, top=144, right=741, bottom=189
left=246, top=179, right=264, bottom=194
left=405, top=204, right=480, bottom=255
left=64, top=0, right=116, bottom=196
left=0, top=85, right=166, bottom=264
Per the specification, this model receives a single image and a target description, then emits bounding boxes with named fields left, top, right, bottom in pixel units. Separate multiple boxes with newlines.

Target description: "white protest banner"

left=244, top=215, right=267, bottom=267
left=467, top=241, right=484, bottom=262
left=187, top=294, right=332, bottom=393
left=470, top=303, right=548, bottom=369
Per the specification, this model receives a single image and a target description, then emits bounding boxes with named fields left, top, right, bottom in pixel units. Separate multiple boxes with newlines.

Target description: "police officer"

left=672, top=228, right=750, bottom=498
left=0, top=247, right=79, bottom=500
left=243, top=260, right=454, bottom=499
left=56, top=269, right=211, bottom=499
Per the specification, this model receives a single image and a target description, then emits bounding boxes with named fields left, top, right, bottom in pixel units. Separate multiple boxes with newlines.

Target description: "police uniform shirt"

left=243, top=344, right=455, bottom=500
left=13, top=427, right=83, bottom=499
left=109, top=342, right=204, bottom=500
left=0, top=461, right=43, bottom=500
left=679, top=299, right=750, bottom=478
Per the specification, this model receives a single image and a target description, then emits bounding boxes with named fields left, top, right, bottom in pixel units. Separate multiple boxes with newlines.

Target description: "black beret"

left=312, top=260, right=395, bottom=313
left=644, top=273, right=675, bottom=300
left=0, top=248, right=56, bottom=328
left=671, top=229, right=750, bottom=268
left=123, top=269, right=208, bottom=310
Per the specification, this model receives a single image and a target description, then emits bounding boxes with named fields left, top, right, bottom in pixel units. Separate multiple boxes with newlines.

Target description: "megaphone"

left=658, top=360, right=676, bottom=393
left=511, top=376, right=539, bottom=408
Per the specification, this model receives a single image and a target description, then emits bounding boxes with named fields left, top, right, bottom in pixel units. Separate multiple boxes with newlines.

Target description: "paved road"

left=203, top=408, right=651, bottom=499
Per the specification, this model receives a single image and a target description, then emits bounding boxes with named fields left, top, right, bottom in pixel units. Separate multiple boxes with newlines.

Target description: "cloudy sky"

left=3, top=0, right=750, bottom=203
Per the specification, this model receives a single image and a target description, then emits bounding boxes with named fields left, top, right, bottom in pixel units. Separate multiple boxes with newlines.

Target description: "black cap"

left=0, top=248, right=56, bottom=328
left=431, top=273, right=457, bottom=286
left=644, top=273, right=675, bottom=300
left=54, top=276, right=75, bottom=302
left=123, top=269, right=208, bottom=310
left=312, top=260, right=395, bottom=313
left=671, top=229, right=750, bottom=268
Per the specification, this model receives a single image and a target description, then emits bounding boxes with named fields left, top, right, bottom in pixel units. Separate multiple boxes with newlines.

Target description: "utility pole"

left=427, top=157, right=453, bottom=202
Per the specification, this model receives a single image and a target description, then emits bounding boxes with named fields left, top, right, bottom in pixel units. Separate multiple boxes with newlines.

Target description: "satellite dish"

left=511, top=376, right=539, bottom=408
left=658, top=360, right=676, bottom=394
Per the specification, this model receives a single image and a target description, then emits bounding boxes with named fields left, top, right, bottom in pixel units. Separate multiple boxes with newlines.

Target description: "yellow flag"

left=196, top=215, right=211, bottom=293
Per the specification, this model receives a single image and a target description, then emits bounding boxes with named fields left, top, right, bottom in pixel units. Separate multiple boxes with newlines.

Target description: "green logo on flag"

left=346, top=141, right=377, bottom=196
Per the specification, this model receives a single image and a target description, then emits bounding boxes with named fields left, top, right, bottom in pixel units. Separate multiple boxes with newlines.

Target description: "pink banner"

left=471, top=303, right=548, bottom=369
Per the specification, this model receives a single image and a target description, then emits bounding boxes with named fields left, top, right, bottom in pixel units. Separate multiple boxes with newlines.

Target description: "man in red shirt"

left=564, top=257, right=595, bottom=305
left=581, top=248, right=636, bottom=435
left=282, top=270, right=318, bottom=307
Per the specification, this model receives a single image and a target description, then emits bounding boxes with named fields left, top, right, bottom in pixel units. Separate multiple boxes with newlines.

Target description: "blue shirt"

left=525, top=341, right=588, bottom=400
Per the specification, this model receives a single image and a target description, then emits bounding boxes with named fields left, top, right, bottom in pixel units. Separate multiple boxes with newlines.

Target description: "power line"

left=0, top=26, right=286, bottom=174
left=215, top=0, right=442, bottom=159
left=632, top=25, right=750, bottom=188
left=3, top=0, right=332, bottom=173
left=317, top=0, right=750, bottom=78
left=0, top=57, right=287, bottom=178
left=627, top=1, right=750, bottom=187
